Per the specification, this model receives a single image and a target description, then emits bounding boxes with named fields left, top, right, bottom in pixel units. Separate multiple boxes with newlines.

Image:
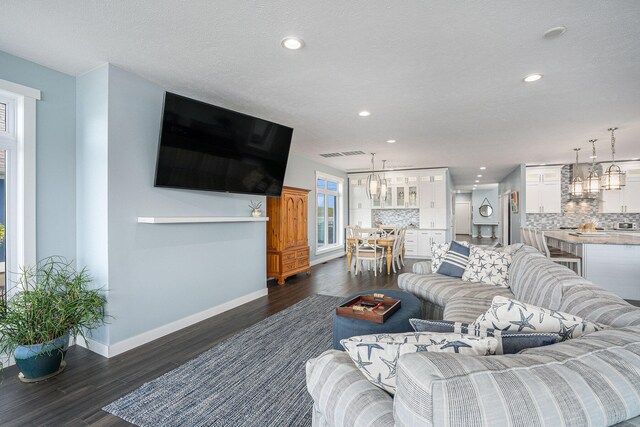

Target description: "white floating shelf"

left=137, top=216, right=269, bottom=224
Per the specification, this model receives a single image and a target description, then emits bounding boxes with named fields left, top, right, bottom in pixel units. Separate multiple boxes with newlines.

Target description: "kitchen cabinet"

left=404, top=229, right=419, bottom=257
left=419, top=174, right=446, bottom=209
left=420, top=208, right=447, bottom=229
left=348, top=169, right=450, bottom=240
left=371, top=174, right=419, bottom=209
left=349, top=176, right=372, bottom=227
left=371, top=178, right=393, bottom=209
left=419, top=173, right=447, bottom=228
left=600, top=162, right=640, bottom=213
left=392, top=175, right=419, bottom=208
left=405, top=229, right=446, bottom=258
left=526, top=166, right=562, bottom=213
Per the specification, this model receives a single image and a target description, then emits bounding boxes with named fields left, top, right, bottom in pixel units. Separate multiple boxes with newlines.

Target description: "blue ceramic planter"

left=14, top=334, right=69, bottom=381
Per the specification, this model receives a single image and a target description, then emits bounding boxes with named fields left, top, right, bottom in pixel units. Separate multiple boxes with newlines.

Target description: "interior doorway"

left=500, top=191, right=511, bottom=245
left=455, top=201, right=471, bottom=235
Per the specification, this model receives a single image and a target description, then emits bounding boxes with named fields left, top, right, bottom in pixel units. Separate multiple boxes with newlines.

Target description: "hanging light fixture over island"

left=600, top=127, right=626, bottom=191
left=569, top=148, right=584, bottom=198
left=584, top=139, right=600, bottom=197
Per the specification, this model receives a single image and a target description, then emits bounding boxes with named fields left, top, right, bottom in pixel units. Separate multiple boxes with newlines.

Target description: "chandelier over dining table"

left=365, top=153, right=382, bottom=199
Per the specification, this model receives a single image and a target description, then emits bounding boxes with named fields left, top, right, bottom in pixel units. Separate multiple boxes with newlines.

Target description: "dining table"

left=346, top=235, right=402, bottom=275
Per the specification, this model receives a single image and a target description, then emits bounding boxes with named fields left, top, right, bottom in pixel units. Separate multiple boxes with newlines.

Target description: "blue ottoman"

left=332, top=289, right=423, bottom=350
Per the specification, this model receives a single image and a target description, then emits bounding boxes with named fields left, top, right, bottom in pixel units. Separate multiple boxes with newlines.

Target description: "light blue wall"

left=101, top=65, right=267, bottom=344
left=0, top=50, right=76, bottom=261
left=284, top=153, right=348, bottom=263
left=472, top=188, right=499, bottom=237
left=498, top=164, right=526, bottom=244
left=455, top=193, right=472, bottom=203
left=76, top=64, right=110, bottom=344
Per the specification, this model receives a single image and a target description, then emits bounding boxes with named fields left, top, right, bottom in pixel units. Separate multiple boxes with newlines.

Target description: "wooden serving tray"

left=336, top=293, right=401, bottom=324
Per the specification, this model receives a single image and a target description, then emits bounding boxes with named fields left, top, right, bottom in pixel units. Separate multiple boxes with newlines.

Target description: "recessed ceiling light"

left=358, top=111, right=371, bottom=117
left=386, top=139, right=396, bottom=144
left=477, top=174, right=483, bottom=178
left=475, top=180, right=480, bottom=183
left=281, top=37, right=304, bottom=50
left=544, top=26, right=567, bottom=39
left=523, top=74, right=543, bottom=83
left=479, top=166, right=486, bottom=170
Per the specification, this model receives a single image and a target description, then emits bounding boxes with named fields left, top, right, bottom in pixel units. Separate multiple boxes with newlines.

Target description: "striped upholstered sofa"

left=306, top=245, right=640, bottom=426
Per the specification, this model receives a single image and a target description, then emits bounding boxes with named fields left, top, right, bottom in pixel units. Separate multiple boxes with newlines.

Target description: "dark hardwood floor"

left=0, top=255, right=419, bottom=427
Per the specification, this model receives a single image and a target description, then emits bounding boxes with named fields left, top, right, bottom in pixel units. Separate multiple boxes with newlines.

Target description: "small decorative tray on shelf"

left=336, top=293, right=401, bottom=324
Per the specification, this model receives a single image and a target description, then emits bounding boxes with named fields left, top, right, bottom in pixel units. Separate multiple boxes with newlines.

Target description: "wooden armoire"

left=266, top=186, right=311, bottom=284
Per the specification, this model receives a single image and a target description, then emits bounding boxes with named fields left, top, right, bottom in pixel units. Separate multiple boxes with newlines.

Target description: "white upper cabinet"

left=392, top=175, right=419, bottom=208
left=348, top=175, right=372, bottom=227
left=599, top=162, right=640, bottom=213
left=349, top=176, right=370, bottom=210
left=419, top=172, right=447, bottom=228
left=348, top=168, right=449, bottom=235
left=526, top=166, right=562, bottom=214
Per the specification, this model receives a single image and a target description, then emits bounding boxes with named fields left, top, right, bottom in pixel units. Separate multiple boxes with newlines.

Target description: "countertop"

left=544, top=230, right=640, bottom=245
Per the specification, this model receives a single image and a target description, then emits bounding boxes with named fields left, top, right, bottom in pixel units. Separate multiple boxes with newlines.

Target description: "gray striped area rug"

left=103, top=294, right=343, bottom=427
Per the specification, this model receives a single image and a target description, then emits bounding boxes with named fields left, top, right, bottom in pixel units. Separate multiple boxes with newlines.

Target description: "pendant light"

left=365, top=153, right=382, bottom=199
left=600, top=127, right=626, bottom=190
left=569, top=148, right=584, bottom=198
left=584, top=139, right=600, bottom=197
left=379, top=160, right=388, bottom=201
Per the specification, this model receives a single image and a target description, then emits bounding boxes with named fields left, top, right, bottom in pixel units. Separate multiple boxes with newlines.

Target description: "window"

left=0, top=102, right=6, bottom=132
left=316, top=172, right=343, bottom=254
left=0, top=80, right=39, bottom=301
left=0, top=96, right=13, bottom=302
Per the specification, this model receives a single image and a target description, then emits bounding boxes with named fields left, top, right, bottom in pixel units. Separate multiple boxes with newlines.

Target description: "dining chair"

left=520, top=227, right=532, bottom=246
left=378, top=225, right=399, bottom=237
left=390, top=227, right=406, bottom=273
left=354, top=228, right=385, bottom=276
left=346, top=225, right=360, bottom=270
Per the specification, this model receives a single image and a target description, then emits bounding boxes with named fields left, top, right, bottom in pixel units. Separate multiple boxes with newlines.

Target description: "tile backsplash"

left=371, top=209, right=420, bottom=227
left=526, top=164, right=640, bottom=229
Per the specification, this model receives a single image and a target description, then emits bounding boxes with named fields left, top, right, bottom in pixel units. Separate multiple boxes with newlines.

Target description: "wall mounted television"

left=155, top=92, right=293, bottom=197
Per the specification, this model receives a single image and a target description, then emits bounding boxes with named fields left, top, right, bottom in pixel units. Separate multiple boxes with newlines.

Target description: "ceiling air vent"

left=320, top=150, right=366, bottom=158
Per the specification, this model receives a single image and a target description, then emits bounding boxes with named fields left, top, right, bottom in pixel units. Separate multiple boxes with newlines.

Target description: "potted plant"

left=0, top=256, right=106, bottom=382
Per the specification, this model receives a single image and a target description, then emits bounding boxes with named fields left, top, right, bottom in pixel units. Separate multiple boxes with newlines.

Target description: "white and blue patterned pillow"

left=436, top=241, right=470, bottom=278
left=474, top=296, right=606, bottom=340
left=431, top=241, right=470, bottom=273
left=462, top=246, right=512, bottom=287
left=410, top=318, right=562, bottom=354
left=341, top=332, right=497, bottom=394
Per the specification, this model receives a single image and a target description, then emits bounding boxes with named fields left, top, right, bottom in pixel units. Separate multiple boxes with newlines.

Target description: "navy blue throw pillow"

left=409, top=319, right=561, bottom=354
left=436, top=241, right=470, bottom=278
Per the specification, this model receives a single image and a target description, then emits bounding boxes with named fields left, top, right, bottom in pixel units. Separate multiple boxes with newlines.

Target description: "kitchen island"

left=544, top=230, right=640, bottom=300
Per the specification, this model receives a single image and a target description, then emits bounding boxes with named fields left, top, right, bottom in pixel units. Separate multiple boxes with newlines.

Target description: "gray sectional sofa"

left=306, top=245, right=640, bottom=426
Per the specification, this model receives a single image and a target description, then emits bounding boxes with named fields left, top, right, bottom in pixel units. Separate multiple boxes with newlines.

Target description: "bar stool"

left=535, top=229, right=582, bottom=276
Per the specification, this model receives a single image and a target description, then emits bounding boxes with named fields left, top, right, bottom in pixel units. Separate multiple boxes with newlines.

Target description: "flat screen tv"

left=155, top=92, right=293, bottom=196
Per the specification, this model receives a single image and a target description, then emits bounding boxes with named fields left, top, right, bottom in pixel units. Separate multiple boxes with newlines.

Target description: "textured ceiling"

left=1, top=1, right=639, bottom=186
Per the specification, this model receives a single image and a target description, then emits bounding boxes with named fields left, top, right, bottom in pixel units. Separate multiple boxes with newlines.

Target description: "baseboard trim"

left=76, top=287, right=269, bottom=358
left=311, top=250, right=346, bottom=266
left=75, top=335, right=109, bottom=358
